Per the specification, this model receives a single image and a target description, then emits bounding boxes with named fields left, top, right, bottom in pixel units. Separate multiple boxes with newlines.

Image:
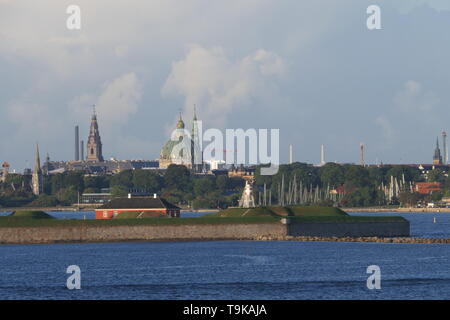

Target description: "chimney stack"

left=360, top=143, right=365, bottom=167
left=75, top=126, right=80, bottom=161
left=289, top=145, right=293, bottom=164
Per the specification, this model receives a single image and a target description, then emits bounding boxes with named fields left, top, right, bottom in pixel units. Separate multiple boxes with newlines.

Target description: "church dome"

left=176, top=118, right=185, bottom=129
left=160, top=138, right=183, bottom=160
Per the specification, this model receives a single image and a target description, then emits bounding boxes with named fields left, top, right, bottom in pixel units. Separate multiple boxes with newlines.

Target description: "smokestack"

left=75, top=126, right=79, bottom=161
left=289, top=145, right=293, bottom=164
left=360, top=143, right=365, bottom=167
left=80, top=140, right=84, bottom=161
left=320, top=144, right=325, bottom=166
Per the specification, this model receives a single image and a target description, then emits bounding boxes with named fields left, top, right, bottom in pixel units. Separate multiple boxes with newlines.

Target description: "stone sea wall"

left=0, top=223, right=286, bottom=244
left=0, top=220, right=411, bottom=244
left=287, top=221, right=410, bottom=237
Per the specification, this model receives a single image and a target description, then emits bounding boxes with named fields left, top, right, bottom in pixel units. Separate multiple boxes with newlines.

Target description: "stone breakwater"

left=0, top=220, right=410, bottom=244
left=254, top=235, right=450, bottom=244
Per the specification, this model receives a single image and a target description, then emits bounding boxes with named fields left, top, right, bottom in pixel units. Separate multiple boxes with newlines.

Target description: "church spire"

left=32, top=143, right=43, bottom=195
left=86, top=107, right=104, bottom=162
left=34, top=143, right=41, bottom=174
left=433, top=137, right=443, bottom=165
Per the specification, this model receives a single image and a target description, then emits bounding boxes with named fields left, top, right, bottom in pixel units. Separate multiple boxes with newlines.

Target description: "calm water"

left=0, top=211, right=449, bottom=299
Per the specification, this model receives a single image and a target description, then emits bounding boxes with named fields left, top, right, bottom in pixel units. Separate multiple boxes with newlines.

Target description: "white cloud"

left=394, top=80, right=439, bottom=113
left=96, top=73, right=142, bottom=125
left=162, top=45, right=286, bottom=126
left=375, top=116, right=395, bottom=146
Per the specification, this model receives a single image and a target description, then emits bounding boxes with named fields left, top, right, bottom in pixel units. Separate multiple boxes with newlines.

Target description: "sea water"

left=0, top=212, right=448, bottom=299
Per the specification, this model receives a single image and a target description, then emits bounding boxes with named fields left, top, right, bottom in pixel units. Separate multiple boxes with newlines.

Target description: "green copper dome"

left=160, top=138, right=184, bottom=159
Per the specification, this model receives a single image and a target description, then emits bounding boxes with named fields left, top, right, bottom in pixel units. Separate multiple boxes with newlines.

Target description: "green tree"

left=194, top=177, right=215, bottom=196
left=111, top=185, right=128, bottom=198
left=55, top=186, right=78, bottom=205
left=427, top=169, right=445, bottom=183
left=132, top=170, right=164, bottom=192
left=110, top=170, right=134, bottom=189
left=164, top=165, right=192, bottom=193
left=319, top=163, right=344, bottom=188
left=344, top=165, right=371, bottom=188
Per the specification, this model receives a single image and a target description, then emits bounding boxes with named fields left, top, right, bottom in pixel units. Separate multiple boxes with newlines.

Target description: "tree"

left=344, top=165, right=371, bottom=188
left=55, top=186, right=78, bottom=205
left=194, top=177, right=215, bottom=196
left=319, top=163, right=344, bottom=188
left=132, top=170, right=164, bottom=192
left=84, top=175, right=109, bottom=192
left=111, top=185, right=128, bottom=198
left=427, top=169, right=445, bottom=183
left=110, top=170, right=134, bottom=189
left=164, top=165, right=192, bottom=193
left=398, top=192, right=421, bottom=208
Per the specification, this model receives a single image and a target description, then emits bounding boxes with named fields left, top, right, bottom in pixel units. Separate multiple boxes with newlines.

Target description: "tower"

left=442, top=131, right=448, bottom=164
left=433, top=137, right=443, bottom=165
left=239, top=180, right=256, bottom=208
left=191, top=105, right=203, bottom=172
left=32, top=144, right=43, bottom=195
left=86, top=106, right=104, bottom=162
left=320, top=144, right=325, bottom=166
left=42, top=153, right=50, bottom=175
left=289, top=145, right=293, bottom=164
left=1, top=162, right=9, bottom=183
left=75, top=125, right=80, bottom=161
left=360, top=143, right=365, bottom=167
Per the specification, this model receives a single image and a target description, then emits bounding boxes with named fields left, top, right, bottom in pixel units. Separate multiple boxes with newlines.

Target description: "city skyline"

left=2, top=1, right=450, bottom=170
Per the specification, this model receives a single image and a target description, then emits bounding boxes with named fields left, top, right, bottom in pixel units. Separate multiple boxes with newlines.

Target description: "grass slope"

left=10, top=211, right=54, bottom=219
left=114, top=211, right=167, bottom=219
left=0, top=216, right=279, bottom=228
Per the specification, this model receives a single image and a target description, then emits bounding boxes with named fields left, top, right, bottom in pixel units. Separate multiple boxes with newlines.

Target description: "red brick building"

left=413, top=182, right=443, bottom=195
left=95, top=196, right=180, bottom=219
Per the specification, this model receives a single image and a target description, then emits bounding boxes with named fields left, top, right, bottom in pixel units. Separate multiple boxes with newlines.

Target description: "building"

left=86, top=107, right=104, bottom=162
left=95, top=195, right=180, bottom=219
left=1, top=162, right=9, bottom=183
left=32, top=144, right=43, bottom=195
left=433, top=137, right=443, bottom=165
left=413, top=182, right=442, bottom=195
left=81, top=193, right=112, bottom=205
left=191, top=106, right=203, bottom=173
left=159, top=113, right=193, bottom=169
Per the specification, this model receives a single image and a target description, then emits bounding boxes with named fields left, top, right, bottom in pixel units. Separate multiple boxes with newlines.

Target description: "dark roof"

left=99, top=197, right=180, bottom=210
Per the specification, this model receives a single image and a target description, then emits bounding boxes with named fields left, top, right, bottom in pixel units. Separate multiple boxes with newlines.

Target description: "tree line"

left=1, top=162, right=450, bottom=208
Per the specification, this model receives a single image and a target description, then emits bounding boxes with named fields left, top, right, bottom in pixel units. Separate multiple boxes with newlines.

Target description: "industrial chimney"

left=75, top=126, right=80, bottom=161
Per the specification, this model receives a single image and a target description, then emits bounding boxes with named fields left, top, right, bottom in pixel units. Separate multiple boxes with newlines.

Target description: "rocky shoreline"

left=254, top=235, right=450, bottom=244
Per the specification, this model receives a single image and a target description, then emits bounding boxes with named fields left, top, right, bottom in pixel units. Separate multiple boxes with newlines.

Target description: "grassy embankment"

left=207, top=206, right=406, bottom=223
left=0, top=207, right=406, bottom=228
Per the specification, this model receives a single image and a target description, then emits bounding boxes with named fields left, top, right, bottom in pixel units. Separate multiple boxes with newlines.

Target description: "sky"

left=1, top=0, right=450, bottom=171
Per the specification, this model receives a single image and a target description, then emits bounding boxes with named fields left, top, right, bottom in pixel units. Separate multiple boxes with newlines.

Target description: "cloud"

left=394, top=80, right=439, bottom=113
left=375, top=116, right=395, bottom=146
left=162, top=45, right=286, bottom=126
left=96, top=73, right=142, bottom=126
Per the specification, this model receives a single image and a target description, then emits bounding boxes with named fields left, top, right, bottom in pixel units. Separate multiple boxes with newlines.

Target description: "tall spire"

left=191, top=105, right=203, bottom=172
left=32, top=143, right=43, bottom=195
left=86, top=107, right=104, bottom=162
left=433, top=137, right=443, bottom=165
left=34, top=143, right=41, bottom=174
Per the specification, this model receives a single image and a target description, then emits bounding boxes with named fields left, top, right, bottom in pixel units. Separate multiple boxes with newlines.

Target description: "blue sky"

left=1, top=0, right=450, bottom=171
